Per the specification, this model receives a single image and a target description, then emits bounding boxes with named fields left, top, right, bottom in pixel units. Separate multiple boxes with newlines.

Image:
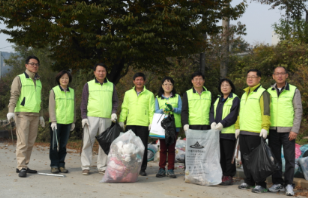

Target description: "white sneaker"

left=285, top=184, right=294, bottom=196
left=268, top=184, right=285, bottom=192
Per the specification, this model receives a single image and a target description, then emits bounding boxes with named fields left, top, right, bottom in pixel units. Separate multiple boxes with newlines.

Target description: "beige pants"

left=81, top=116, right=111, bottom=171
left=15, top=114, right=39, bottom=170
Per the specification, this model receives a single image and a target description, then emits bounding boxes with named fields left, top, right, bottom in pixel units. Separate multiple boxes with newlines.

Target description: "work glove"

left=210, top=122, right=217, bottom=130
left=215, top=123, right=223, bottom=131
left=7, top=112, right=15, bottom=121
left=235, top=129, right=240, bottom=139
left=148, top=124, right=152, bottom=131
left=39, top=116, right=45, bottom=128
left=51, top=122, right=57, bottom=130
left=259, top=129, right=268, bottom=139
left=184, top=124, right=189, bottom=132
left=119, top=122, right=125, bottom=131
left=70, top=123, right=75, bottom=131
left=111, top=113, right=117, bottom=122
left=82, top=118, right=89, bottom=128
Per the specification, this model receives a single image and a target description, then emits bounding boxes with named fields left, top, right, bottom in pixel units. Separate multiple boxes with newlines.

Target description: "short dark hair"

left=55, top=70, right=72, bottom=85
left=157, top=77, right=177, bottom=98
left=274, top=66, right=287, bottom=73
left=218, top=78, right=235, bottom=94
left=191, top=71, right=205, bottom=80
left=25, top=56, right=40, bottom=65
left=133, top=72, right=146, bottom=81
left=247, top=69, right=261, bottom=77
left=93, top=63, right=108, bottom=71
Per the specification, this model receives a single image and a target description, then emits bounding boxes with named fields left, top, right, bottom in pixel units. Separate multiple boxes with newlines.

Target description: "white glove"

left=235, top=129, right=240, bottom=139
left=260, top=129, right=268, bottom=139
left=7, top=112, right=15, bottom=121
left=184, top=124, right=189, bottom=132
left=39, top=116, right=45, bottom=127
left=70, top=123, right=75, bottom=131
left=148, top=124, right=152, bottom=131
left=82, top=118, right=89, bottom=128
left=215, top=123, right=223, bottom=131
left=51, top=122, right=57, bottom=130
left=111, top=113, right=117, bottom=122
left=119, top=122, right=124, bottom=131
left=211, top=122, right=217, bottom=130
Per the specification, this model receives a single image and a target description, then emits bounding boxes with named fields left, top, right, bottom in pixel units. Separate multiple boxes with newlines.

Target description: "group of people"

left=7, top=56, right=301, bottom=197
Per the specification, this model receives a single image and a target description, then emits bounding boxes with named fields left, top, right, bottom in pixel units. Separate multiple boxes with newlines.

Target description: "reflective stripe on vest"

left=87, top=79, right=113, bottom=118
left=15, top=73, right=42, bottom=113
left=52, top=86, right=74, bottom=124
left=156, top=94, right=181, bottom=128
left=186, top=87, right=211, bottom=125
left=213, top=93, right=238, bottom=134
left=240, top=86, right=266, bottom=133
left=267, top=84, right=296, bottom=128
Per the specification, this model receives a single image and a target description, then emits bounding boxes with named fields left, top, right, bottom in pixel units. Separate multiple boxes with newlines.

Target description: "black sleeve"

left=220, top=96, right=240, bottom=128
left=209, top=100, right=215, bottom=124
left=181, top=92, right=189, bottom=126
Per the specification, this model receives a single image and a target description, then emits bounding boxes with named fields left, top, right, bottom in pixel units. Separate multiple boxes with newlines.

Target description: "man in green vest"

left=7, top=56, right=45, bottom=178
left=235, top=69, right=271, bottom=193
left=119, top=72, right=155, bottom=176
left=181, top=71, right=212, bottom=131
left=267, top=66, right=302, bottom=196
left=80, top=63, right=118, bottom=175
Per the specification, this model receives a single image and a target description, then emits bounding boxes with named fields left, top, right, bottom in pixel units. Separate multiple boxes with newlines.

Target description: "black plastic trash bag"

left=161, top=113, right=176, bottom=146
left=95, top=120, right=122, bottom=155
left=244, top=137, right=279, bottom=182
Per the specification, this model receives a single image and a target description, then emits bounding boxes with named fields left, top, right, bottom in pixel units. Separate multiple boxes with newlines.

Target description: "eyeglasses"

left=163, top=84, right=173, bottom=87
left=274, top=72, right=287, bottom=76
left=28, top=63, right=39, bottom=67
left=246, top=76, right=258, bottom=79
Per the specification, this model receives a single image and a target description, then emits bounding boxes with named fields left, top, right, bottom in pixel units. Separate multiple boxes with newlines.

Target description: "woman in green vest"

left=49, top=70, right=75, bottom=174
left=154, top=77, right=182, bottom=178
left=209, top=78, right=240, bottom=185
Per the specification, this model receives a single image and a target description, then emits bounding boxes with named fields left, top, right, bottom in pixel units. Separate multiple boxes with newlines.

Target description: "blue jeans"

left=49, top=123, right=71, bottom=168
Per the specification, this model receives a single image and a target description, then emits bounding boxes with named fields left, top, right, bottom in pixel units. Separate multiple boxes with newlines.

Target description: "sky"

left=0, top=0, right=285, bottom=53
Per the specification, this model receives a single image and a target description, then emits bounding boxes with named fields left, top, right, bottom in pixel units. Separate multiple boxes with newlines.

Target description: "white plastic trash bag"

left=100, top=130, right=145, bottom=183
left=185, top=129, right=222, bottom=186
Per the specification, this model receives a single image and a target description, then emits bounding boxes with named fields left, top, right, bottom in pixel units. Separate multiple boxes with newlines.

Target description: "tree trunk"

left=220, top=14, right=229, bottom=79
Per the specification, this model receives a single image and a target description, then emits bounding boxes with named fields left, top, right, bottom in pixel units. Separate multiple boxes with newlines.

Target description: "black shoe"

left=139, top=170, right=147, bottom=176
left=16, top=168, right=37, bottom=174
left=19, top=168, right=27, bottom=178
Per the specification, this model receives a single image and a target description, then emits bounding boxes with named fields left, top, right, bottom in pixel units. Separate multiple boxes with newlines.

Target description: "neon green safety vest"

left=15, top=73, right=42, bottom=113
left=267, top=84, right=296, bottom=128
left=52, top=85, right=74, bottom=124
left=239, top=85, right=266, bottom=133
left=156, top=94, right=182, bottom=128
left=214, top=93, right=238, bottom=134
left=186, top=87, right=211, bottom=125
left=87, top=79, right=113, bottom=118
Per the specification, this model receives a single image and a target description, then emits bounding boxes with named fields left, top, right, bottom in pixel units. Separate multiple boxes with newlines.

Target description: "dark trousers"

left=239, top=134, right=266, bottom=188
left=220, top=138, right=236, bottom=177
left=269, top=130, right=295, bottom=185
left=126, top=125, right=149, bottom=172
left=49, top=123, right=71, bottom=168
left=159, top=132, right=179, bottom=170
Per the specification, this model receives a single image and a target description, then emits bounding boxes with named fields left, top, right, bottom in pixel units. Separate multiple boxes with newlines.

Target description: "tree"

left=0, top=0, right=246, bottom=84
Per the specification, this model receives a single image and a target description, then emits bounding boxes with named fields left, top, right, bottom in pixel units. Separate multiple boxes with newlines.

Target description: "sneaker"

left=156, top=168, right=166, bottom=178
left=16, top=168, right=37, bottom=174
left=59, top=167, right=68, bottom=173
left=223, top=176, right=233, bottom=185
left=51, top=167, right=59, bottom=174
left=220, top=176, right=226, bottom=185
left=98, top=170, right=105, bottom=174
left=167, top=169, right=176, bottom=178
left=82, top=169, right=89, bottom=175
left=238, top=182, right=254, bottom=189
left=18, top=168, right=27, bottom=178
left=268, top=184, right=285, bottom=193
left=252, top=185, right=268, bottom=193
left=285, top=184, right=294, bottom=196
left=139, top=170, right=147, bottom=176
